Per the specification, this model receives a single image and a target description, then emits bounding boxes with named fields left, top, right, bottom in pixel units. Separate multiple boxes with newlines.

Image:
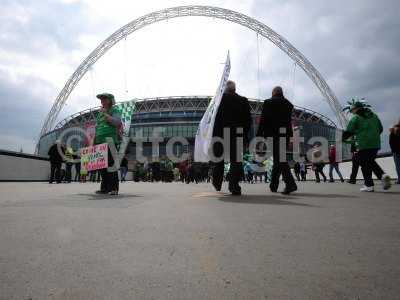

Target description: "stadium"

left=36, top=6, right=350, bottom=162
left=37, top=96, right=340, bottom=161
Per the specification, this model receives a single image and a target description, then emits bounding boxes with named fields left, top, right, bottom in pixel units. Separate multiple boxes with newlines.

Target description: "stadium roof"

left=47, top=96, right=336, bottom=137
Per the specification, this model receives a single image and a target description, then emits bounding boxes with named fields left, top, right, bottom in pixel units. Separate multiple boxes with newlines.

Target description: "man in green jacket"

left=95, top=93, right=122, bottom=195
left=343, top=100, right=391, bottom=192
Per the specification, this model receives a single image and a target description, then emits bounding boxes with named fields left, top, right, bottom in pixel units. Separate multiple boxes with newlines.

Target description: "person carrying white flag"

left=195, top=52, right=231, bottom=163
left=209, top=80, right=251, bottom=195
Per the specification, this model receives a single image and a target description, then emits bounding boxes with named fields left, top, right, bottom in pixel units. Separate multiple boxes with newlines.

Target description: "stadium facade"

left=37, top=96, right=341, bottom=160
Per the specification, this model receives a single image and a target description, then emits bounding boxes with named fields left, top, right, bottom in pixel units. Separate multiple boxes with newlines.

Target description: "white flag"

left=195, top=52, right=231, bottom=162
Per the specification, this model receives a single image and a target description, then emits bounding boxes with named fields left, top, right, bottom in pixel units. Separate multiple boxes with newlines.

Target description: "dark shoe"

left=269, top=185, right=278, bottom=193
left=212, top=180, right=221, bottom=192
left=381, top=174, right=392, bottom=190
left=340, top=179, right=345, bottom=183
left=229, top=183, right=241, bottom=196
left=282, top=185, right=297, bottom=195
left=95, top=190, right=108, bottom=194
left=347, top=180, right=356, bottom=184
left=230, top=189, right=241, bottom=196
left=329, top=179, right=334, bottom=183
left=109, top=190, right=119, bottom=196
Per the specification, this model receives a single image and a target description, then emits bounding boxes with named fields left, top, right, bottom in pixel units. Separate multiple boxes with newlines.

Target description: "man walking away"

left=328, top=145, right=344, bottom=182
left=294, top=162, right=301, bottom=181
left=211, top=80, right=252, bottom=195
left=48, top=141, right=64, bottom=184
left=73, top=151, right=81, bottom=182
left=343, top=99, right=391, bottom=192
left=312, top=143, right=327, bottom=183
left=120, top=156, right=128, bottom=182
left=178, top=160, right=188, bottom=183
left=389, top=121, right=400, bottom=184
left=300, top=161, right=307, bottom=181
left=256, top=86, right=297, bottom=195
left=65, top=146, right=74, bottom=183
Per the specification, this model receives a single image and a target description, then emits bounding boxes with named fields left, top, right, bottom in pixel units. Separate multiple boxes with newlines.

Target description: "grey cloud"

left=246, top=0, right=400, bottom=150
left=0, top=0, right=109, bottom=152
left=0, top=0, right=102, bottom=56
left=0, top=69, right=55, bottom=141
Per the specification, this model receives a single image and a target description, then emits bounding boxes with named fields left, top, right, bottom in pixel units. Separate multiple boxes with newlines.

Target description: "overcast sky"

left=0, top=0, right=399, bottom=153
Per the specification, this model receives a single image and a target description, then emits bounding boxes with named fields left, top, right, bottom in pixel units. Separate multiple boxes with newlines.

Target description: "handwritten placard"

left=80, top=143, right=108, bottom=172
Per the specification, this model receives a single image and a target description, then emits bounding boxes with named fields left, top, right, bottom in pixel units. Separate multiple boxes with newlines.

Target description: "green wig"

left=342, top=98, right=371, bottom=113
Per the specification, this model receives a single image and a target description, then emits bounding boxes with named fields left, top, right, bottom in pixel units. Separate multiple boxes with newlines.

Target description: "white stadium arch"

left=38, top=5, right=347, bottom=148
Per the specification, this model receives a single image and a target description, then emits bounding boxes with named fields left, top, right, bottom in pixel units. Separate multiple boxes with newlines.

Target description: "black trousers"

left=212, top=161, right=243, bottom=191
left=358, top=149, right=384, bottom=187
left=314, top=164, right=327, bottom=182
left=349, top=153, right=360, bottom=182
left=99, top=150, right=119, bottom=192
left=49, top=162, right=62, bottom=183
left=65, top=163, right=73, bottom=183
left=269, top=137, right=296, bottom=191
left=211, top=135, right=243, bottom=192
left=294, top=171, right=301, bottom=181
left=74, top=163, right=81, bottom=181
left=350, top=151, right=384, bottom=183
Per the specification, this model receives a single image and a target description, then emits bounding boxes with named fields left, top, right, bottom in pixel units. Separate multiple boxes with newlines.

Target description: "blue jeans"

left=120, top=167, right=128, bottom=182
left=329, top=163, right=344, bottom=181
left=394, top=153, right=400, bottom=183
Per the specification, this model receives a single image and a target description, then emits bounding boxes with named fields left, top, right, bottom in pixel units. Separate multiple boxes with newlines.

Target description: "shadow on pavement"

left=76, top=193, right=142, bottom=200
left=373, top=191, right=400, bottom=195
left=217, top=195, right=315, bottom=207
left=291, top=193, right=357, bottom=199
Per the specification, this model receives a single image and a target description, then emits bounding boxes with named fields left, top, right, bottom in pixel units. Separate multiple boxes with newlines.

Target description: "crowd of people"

left=48, top=142, right=81, bottom=184
left=127, top=158, right=211, bottom=184
left=47, top=87, right=400, bottom=196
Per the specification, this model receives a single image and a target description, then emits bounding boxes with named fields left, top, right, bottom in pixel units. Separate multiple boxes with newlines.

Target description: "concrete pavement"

left=0, top=181, right=400, bottom=299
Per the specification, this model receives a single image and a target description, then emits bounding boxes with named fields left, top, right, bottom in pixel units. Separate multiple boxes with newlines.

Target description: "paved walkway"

left=1, top=181, right=399, bottom=299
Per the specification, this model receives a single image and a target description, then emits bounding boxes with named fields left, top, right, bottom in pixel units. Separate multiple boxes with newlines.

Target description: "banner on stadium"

left=80, top=143, right=108, bottom=172
left=194, top=52, right=231, bottom=162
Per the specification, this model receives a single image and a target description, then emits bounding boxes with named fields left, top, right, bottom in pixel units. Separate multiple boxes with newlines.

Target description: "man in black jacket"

left=48, top=141, right=65, bottom=184
left=256, top=86, right=297, bottom=194
left=211, top=81, right=252, bottom=195
left=389, top=122, right=400, bottom=184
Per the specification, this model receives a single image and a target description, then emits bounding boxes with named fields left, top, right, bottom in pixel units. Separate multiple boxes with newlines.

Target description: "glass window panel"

left=182, top=126, right=187, bottom=137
